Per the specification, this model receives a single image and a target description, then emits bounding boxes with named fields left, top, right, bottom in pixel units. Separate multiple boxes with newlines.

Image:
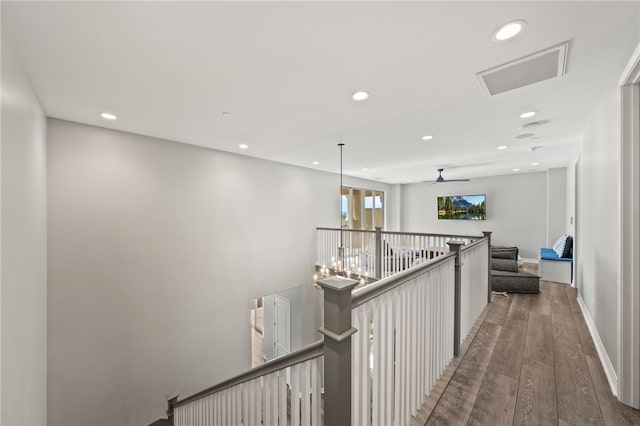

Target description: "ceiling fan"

left=425, top=168, right=470, bottom=184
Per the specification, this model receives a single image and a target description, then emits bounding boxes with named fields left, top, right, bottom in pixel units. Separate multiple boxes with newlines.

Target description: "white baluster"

left=264, top=374, right=271, bottom=426
left=302, top=361, right=311, bottom=426
left=311, top=358, right=321, bottom=426
left=291, top=364, right=300, bottom=426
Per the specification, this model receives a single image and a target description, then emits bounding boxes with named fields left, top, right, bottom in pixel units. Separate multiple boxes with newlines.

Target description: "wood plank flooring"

left=419, top=268, right=640, bottom=426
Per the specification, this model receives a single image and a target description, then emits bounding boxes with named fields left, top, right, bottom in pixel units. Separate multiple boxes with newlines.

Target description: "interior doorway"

left=250, top=285, right=302, bottom=369
left=619, top=42, right=640, bottom=408
left=574, top=157, right=579, bottom=289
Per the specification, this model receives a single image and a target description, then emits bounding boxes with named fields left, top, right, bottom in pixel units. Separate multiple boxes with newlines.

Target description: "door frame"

left=619, top=39, right=640, bottom=408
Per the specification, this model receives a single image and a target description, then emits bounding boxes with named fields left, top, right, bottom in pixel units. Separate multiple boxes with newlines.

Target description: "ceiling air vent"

left=476, top=42, right=569, bottom=97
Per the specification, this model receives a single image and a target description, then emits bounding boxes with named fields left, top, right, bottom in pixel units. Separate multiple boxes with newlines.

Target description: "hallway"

left=415, top=279, right=640, bottom=426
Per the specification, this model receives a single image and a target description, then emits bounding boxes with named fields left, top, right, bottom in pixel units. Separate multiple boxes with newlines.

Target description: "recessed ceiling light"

left=352, top=91, right=369, bottom=101
left=408, top=179, right=413, bottom=183
left=531, top=162, right=540, bottom=166
left=492, top=20, right=526, bottom=41
left=513, top=168, right=520, bottom=172
left=363, top=167, right=369, bottom=171
left=100, top=112, right=117, bottom=120
left=421, top=135, right=433, bottom=141
left=312, top=161, right=319, bottom=165
left=497, top=145, right=508, bottom=150
left=221, top=112, right=230, bottom=116
left=520, top=111, right=537, bottom=119
left=529, top=145, right=543, bottom=152
left=238, top=144, right=248, bottom=150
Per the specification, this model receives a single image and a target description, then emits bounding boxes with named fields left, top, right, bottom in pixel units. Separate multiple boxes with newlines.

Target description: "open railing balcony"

left=316, top=227, right=482, bottom=280
left=159, top=229, right=492, bottom=426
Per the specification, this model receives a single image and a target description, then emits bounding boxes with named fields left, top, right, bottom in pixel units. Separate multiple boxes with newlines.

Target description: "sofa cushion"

left=491, top=269, right=540, bottom=293
left=491, top=258, right=519, bottom=272
left=540, top=248, right=573, bottom=262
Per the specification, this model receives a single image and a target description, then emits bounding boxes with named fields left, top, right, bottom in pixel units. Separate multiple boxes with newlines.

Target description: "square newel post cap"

left=447, top=240, right=465, bottom=251
left=316, top=276, right=359, bottom=294
left=165, top=392, right=179, bottom=416
left=482, top=231, right=492, bottom=237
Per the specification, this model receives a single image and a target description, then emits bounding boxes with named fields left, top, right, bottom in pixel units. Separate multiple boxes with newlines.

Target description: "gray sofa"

left=491, top=246, right=540, bottom=293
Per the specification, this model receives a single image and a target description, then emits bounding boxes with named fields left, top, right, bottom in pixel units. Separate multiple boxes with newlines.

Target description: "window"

left=341, top=186, right=384, bottom=230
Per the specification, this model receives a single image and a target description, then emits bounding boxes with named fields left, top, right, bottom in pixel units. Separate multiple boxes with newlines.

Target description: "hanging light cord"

left=338, top=143, right=345, bottom=266
left=339, top=144, right=344, bottom=227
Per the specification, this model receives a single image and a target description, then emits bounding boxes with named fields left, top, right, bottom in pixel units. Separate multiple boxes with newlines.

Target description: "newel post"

left=483, top=231, right=493, bottom=304
left=375, top=226, right=383, bottom=279
left=166, top=394, right=179, bottom=426
left=447, top=241, right=464, bottom=357
left=317, top=276, right=359, bottom=426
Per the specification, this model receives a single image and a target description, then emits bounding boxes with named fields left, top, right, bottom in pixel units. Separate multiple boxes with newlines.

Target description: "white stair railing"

left=316, top=227, right=481, bottom=279
left=351, top=255, right=456, bottom=426
left=459, top=238, right=490, bottom=346
left=316, top=228, right=376, bottom=278
left=164, top=231, right=492, bottom=426
left=171, top=342, right=324, bottom=426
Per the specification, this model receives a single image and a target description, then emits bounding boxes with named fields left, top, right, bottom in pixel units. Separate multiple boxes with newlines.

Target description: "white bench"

left=539, top=248, right=573, bottom=284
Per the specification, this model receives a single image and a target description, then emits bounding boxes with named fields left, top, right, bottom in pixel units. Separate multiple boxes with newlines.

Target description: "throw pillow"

left=553, top=235, right=568, bottom=258
left=562, top=236, right=573, bottom=258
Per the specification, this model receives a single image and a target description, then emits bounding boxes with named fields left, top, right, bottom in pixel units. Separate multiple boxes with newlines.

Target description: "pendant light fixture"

left=338, top=143, right=345, bottom=271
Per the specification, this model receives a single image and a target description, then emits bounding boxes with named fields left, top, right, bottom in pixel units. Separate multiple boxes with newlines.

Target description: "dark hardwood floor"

left=418, top=267, right=640, bottom=426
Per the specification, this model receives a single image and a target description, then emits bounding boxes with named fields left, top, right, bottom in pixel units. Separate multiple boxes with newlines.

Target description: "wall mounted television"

left=437, top=194, right=486, bottom=220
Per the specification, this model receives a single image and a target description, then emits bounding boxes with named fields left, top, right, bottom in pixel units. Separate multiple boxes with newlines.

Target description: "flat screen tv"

left=437, top=194, right=486, bottom=220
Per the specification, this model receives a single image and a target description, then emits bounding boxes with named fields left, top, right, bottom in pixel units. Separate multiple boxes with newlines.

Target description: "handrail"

left=316, top=227, right=481, bottom=241
left=352, top=251, right=456, bottom=308
left=173, top=340, right=324, bottom=409
left=380, top=230, right=481, bottom=240
left=459, top=237, right=488, bottom=252
left=316, top=227, right=375, bottom=234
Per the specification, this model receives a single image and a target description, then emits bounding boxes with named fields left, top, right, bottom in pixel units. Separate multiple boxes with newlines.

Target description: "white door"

left=273, top=295, right=291, bottom=358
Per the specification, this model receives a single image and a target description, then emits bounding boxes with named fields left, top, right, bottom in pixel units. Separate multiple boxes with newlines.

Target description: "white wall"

left=576, top=29, right=640, bottom=385
left=579, top=84, right=622, bottom=381
left=386, top=184, right=403, bottom=231
left=47, top=119, right=390, bottom=426
left=547, top=167, right=568, bottom=246
left=402, top=172, right=547, bottom=259
left=1, top=28, right=48, bottom=426
left=576, top=21, right=640, bottom=392
left=577, top=22, right=640, bottom=392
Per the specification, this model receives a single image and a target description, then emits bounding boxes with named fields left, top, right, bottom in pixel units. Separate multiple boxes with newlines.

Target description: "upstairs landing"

left=414, top=268, right=640, bottom=426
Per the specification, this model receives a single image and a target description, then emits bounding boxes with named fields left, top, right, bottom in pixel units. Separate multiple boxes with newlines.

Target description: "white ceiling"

left=3, top=1, right=639, bottom=183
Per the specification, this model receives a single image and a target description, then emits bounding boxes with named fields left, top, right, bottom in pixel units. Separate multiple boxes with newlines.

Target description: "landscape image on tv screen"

left=437, top=194, right=486, bottom=220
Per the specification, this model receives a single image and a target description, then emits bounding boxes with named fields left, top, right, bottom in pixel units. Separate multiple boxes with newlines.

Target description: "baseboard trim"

left=521, top=258, right=539, bottom=264
left=577, top=294, right=618, bottom=397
